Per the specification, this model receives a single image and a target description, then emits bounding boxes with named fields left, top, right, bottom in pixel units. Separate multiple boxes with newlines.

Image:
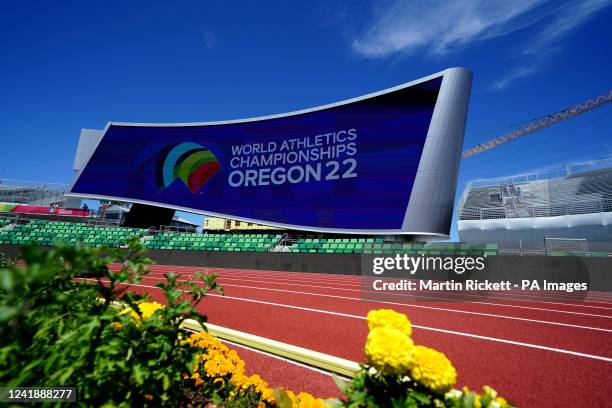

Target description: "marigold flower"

left=294, top=391, right=327, bottom=408
left=367, top=309, right=412, bottom=337
left=365, top=327, right=414, bottom=375
left=409, top=345, right=456, bottom=394
left=237, top=374, right=274, bottom=403
left=119, top=301, right=164, bottom=322
left=481, top=386, right=510, bottom=408
left=284, top=390, right=327, bottom=408
left=492, top=397, right=509, bottom=408
left=183, top=332, right=324, bottom=406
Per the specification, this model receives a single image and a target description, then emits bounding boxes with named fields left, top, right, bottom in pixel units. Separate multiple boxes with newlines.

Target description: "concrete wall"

left=1, top=245, right=610, bottom=292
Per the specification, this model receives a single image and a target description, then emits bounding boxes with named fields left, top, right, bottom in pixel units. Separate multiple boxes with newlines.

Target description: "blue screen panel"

left=71, top=76, right=442, bottom=231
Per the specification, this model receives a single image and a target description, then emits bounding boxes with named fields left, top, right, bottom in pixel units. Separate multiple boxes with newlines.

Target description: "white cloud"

left=351, top=0, right=611, bottom=90
left=488, top=0, right=611, bottom=90
left=522, top=0, right=611, bottom=56
left=352, top=0, right=546, bottom=58
left=488, top=65, right=539, bottom=90
left=353, top=0, right=610, bottom=58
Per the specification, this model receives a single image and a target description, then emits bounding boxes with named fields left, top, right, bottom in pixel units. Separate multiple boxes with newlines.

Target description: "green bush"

left=0, top=240, right=222, bottom=406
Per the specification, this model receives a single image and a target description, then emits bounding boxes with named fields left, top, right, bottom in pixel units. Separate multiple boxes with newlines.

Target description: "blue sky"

left=1, top=0, right=611, bottom=239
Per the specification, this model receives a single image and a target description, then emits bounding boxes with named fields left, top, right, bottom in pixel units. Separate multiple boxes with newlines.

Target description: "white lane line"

left=207, top=295, right=612, bottom=363
left=88, top=279, right=612, bottom=362
left=215, top=272, right=612, bottom=304
left=138, top=276, right=612, bottom=333
left=196, top=284, right=612, bottom=333
left=210, top=271, right=612, bottom=302
left=172, top=267, right=612, bottom=300
left=141, top=265, right=612, bottom=301
left=212, top=275, right=612, bottom=312
left=141, top=264, right=612, bottom=300
left=199, top=268, right=612, bottom=299
left=209, top=273, right=612, bottom=307
left=145, top=268, right=612, bottom=306
left=143, top=271, right=612, bottom=318
left=221, top=283, right=612, bottom=332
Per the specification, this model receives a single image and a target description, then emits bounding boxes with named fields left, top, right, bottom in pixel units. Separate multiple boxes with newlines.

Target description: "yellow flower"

left=285, top=390, right=328, bottom=408
left=482, top=386, right=496, bottom=398
left=144, top=394, right=153, bottom=401
left=237, top=374, right=274, bottom=403
left=481, top=386, right=509, bottom=408
left=294, top=392, right=327, bottom=408
left=409, top=345, right=456, bottom=394
left=365, top=327, right=414, bottom=375
left=367, top=309, right=412, bottom=337
left=138, top=301, right=164, bottom=319
left=492, top=397, right=509, bottom=408
left=119, top=301, right=164, bottom=322
left=183, top=332, right=326, bottom=406
left=183, top=332, right=275, bottom=402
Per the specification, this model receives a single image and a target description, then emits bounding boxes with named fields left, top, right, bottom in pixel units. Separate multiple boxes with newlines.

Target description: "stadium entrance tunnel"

left=123, top=204, right=175, bottom=229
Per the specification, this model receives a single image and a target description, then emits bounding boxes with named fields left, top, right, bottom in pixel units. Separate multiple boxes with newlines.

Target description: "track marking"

left=209, top=294, right=612, bottom=363
left=140, top=265, right=612, bottom=303
left=139, top=276, right=612, bottom=332
left=210, top=271, right=612, bottom=303
left=138, top=264, right=612, bottom=302
left=141, top=271, right=612, bottom=319
left=145, top=268, right=612, bottom=307
left=211, top=275, right=612, bottom=311
left=97, top=280, right=612, bottom=362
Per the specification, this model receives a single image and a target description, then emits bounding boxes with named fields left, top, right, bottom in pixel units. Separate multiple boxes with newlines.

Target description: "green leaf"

left=132, top=365, right=144, bottom=385
left=410, top=391, right=431, bottom=404
left=274, top=388, right=293, bottom=408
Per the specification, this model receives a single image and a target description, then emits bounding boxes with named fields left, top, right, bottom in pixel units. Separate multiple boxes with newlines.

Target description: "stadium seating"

left=287, top=239, right=499, bottom=256
left=0, top=220, right=283, bottom=252
left=460, top=167, right=612, bottom=221
left=2, top=218, right=609, bottom=257
left=0, top=220, right=502, bottom=256
left=142, top=232, right=282, bottom=252
left=0, top=220, right=146, bottom=247
left=289, top=237, right=382, bottom=254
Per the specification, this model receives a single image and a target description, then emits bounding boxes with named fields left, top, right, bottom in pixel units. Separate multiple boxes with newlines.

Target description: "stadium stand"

left=459, top=166, right=612, bottom=221
left=0, top=180, right=68, bottom=206
left=0, top=217, right=504, bottom=256
left=0, top=220, right=146, bottom=247
left=142, top=232, right=282, bottom=252
left=287, top=238, right=498, bottom=256
left=458, top=159, right=612, bottom=249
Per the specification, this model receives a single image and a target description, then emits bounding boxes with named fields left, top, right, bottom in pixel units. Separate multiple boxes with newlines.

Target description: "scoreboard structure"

left=68, top=68, right=472, bottom=238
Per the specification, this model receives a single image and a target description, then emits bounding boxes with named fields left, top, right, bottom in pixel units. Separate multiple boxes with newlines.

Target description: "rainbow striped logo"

left=140, top=142, right=220, bottom=193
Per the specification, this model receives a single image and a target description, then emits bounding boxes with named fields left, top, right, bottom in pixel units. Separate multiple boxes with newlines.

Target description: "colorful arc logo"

left=141, top=142, right=220, bottom=193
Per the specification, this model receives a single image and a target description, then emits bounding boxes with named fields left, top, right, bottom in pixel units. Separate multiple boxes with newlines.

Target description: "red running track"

left=107, top=265, right=612, bottom=407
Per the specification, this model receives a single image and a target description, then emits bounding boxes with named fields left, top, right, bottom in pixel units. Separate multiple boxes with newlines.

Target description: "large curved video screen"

left=69, top=70, right=471, bottom=234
